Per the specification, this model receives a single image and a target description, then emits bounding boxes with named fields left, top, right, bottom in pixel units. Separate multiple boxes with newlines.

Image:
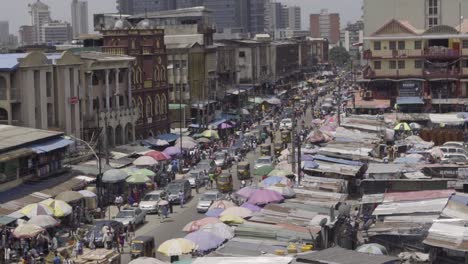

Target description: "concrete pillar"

left=115, top=68, right=120, bottom=110
left=88, top=72, right=93, bottom=116
left=127, top=68, right=132, bottom=108
left=5, top=73, right=12, bottom=125
left=121, top=125, right=126, bottom=145
left=105, top=69, right=110, bottom=111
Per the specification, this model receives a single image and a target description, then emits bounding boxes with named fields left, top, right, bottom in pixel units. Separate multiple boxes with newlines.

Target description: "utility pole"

left=291, top=106, right=297, bottom=174
left=97, top=101, right=103, bottom=207
left=337, top=78, right=342, bottom=126
left=297, top=134, right=302, bottom=184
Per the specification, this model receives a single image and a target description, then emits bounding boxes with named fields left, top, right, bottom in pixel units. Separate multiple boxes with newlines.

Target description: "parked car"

left=113, top=207, right=146, bottom=227
left=84, top=220, right=124, bottom=248
left=440, top=146, right=468, bottom=156
left=139, top=190, right=166, bottom=214
left=196, top=190, right=223, bottom=213
left=166, top=179, right=192, bottom=204
left=187, top=170, right=204, bottom=188
left=443, top=141, right=467, bottom=149
left=279, top=118, right=293, bottom=130
left=442, top=153, right=468, bottom=164
left=254, top=156, right=274, bottom=170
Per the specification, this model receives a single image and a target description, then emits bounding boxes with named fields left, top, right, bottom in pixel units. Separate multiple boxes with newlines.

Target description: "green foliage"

left=329, top=46, right=350, bottom=66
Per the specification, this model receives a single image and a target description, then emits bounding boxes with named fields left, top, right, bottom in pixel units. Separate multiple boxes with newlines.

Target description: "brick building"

left=310, top=9, right=340, bottom=45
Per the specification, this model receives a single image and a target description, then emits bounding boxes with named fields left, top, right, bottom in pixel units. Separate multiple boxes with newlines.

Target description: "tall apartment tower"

left=29, top=0, right=51, bottom=43
left=310, top=9, right=340, bottom=45
left=287, top=6, right=301, bottom=30
left=71, top=0, right=88, bottom=38
left=249, top=0, right=268, bottom=34
left=117, top=0, right=177, bottom=15
left=0, top=21, right=9, bottom=45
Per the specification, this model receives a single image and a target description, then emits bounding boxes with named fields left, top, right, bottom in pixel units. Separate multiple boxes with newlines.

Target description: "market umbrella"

left=253, top=165, right=274, bottom=176
left=78, top=190, right=97, bottom=198
left=219, top=123, right=233, bottom=129
left=268, top=169, right=294, bottom=177
left=157, top=238, right=197, bottom=256
left=132, top=168, right=156, bottom=178
left=183, top=217, right=221, bottom=232
left=247, top=189, right=284, bottom=205
left=409, top=122, right=422, bottom=130
left=209, top=200, right=236, bottom=210
left=236, top=186, right=257, bottom=198
left=143, top=138, right=170, bottom=147
left=204, top=208, right=224, bottom=217
left=196, top=137, right=211, bottom=144
left=133, top=156, right=158, bottom=166
left=267, top=184, right=296, bottom=198
left=220, top=206, right=253, bottom=218
left=394, top=122, right=411, bottom=131
left=56, top=191, right=84, bottom=203
left=163, top=146, right=182, bottom=156
left=311, top=119, right=324, bottom=124
left=356, top=243, right=388, bottom=255
left=240, top=202, right=262, bottom=212
left=184, top=230, right=224, bottom=252
left=39, top=199, right=72, bottom=217
left=102, top=169, right=129, bottom=183
left=27, top=215, right=59, bottom=228
left=241, top=109, right=250, bottom=115
left=201, top=130, right=220, bottom=140
left=219, top=215, right=244, bottom=225
left=199, top=223, right=234, bottom=240
left=260, top=176, right=290, bottom=187
left=126, top=174, right=152, bottom=184
left=176, top=136, right=196, bottom=143
left=20, top=203, right=54, bottom=218
left=176, top=140, right=197, bottom=150
left=145, top=151, right=171, bottom=161
left=266, top=98, right=281, bottom=105
left=13, top=224, right=44, bottom=238
left=430, top=147, right=445, bottom=160
left=129, top=257, right=167, bottom=264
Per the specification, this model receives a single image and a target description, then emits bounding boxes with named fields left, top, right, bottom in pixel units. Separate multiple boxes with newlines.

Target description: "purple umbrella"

left=185, top=230, right=224, bottom=251
left=241, top=202, right=262, bottom=212
left=163, top=146, right=182, bottom=156
left=219, top=123, right=233, bottom=129
left=236, top=186, right=257, bottom=198
left=247, top=189, right=284, bottom=205
left=205, top=208, right=224, bottom=217
left=301, top=154, right=315, bottom=161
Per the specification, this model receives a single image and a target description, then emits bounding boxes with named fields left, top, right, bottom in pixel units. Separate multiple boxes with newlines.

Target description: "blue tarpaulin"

left=156, top=133, right=178, bottom=142
left=396, top=97, right=424, bottom=105
left=313, top=154, right=363, bottom=166
left=209, top=119, right=227, bottom=128
left=451, top=194, right=468, bottom=205
left=303, top=161, right=319, bottom=169
left=31, top=138, right=73, bottom=154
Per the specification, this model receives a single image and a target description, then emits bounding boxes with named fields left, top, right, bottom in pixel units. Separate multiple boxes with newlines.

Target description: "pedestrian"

left=168, top=194, right=174, bottom=213
left=114, top=194, right=123, bottom=211
left=128, top=222, right=135, bottom=241
left=64, top=255, right=75, bottom=264
left=119, top=233, right=125, bottom=253
left=178, top=190, right=185, bottom=208
left=195, top=180, right=199, bottom=194
left=53, top=252, right=61, bottom=264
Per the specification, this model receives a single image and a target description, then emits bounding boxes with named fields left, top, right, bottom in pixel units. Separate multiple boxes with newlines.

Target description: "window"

left=414, top=60, right=423, bottom=69
left=414, top=41, right=422, bottom=50
left=398, top=60, right=405, bottom=69
left=463, top=60, right=468, bottom=68
left=389, top=60, right=397, bottom=69
left=373, top=41, right=381, bottom=50
left=239, top=51, right=245, bottom=58
left=398, top=41, right=405, bottom=50
left=389, top=41, right=396, bottom=50
left=46, top=72, right=52, bottom=97
left=146, top=96, right=153, bottom=117
left=373, top=61, right=381, bottom=70
left=429, top=17, right=438, bottom=27
left=463, top=40, right=468, bottom=49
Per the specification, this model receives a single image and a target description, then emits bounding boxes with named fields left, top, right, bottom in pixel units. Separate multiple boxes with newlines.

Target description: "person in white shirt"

left=114, top=195, right=123, bottom=211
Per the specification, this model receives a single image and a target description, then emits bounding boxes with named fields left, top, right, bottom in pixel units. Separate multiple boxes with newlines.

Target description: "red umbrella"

left=145, top=151, right=171, bottom=161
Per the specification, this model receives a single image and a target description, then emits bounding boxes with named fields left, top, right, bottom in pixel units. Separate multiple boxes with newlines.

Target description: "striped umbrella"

left=20, top=203, right=54, bottom=218
left=40, top=199, right=72, bottom=217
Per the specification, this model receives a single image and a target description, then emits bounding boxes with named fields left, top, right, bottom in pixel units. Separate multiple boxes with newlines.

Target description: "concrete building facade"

left=287, top=6, right=301, bottom=30
left=19, top=26, right=35, bottom=46
left=340, top=20, right=364, bottom=60
left=310, top=9, right=340, bottom=45
left=71, top=0, right=89, bottom=38
left=42, top=21, right=73, bottom=44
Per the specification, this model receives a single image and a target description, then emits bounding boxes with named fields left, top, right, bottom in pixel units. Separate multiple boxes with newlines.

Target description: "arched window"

left=154, top=66, right=160, bottom=81
left=137, top=67, right=143, bottom=84
left=160, top=94, right=167, bottom=115
left=146, top=96, right=153, bottom=117
left=137, top=97, right=143, bottom=120
left=0, top=76, right=7, bottom=100
left=155, top=95, right=160, bottom=115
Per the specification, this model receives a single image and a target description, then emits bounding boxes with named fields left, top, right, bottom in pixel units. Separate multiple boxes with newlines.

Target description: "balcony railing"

left=423, top=68, right=460, bottom=78
left=102, top=47, right=128, bottom=55
left=424, top=47, right=459, bottom=58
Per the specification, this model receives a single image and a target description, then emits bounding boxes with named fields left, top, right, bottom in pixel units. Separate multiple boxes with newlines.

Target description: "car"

left=139, top=190, right=166, bottom=214
left=113, top=207, right=146, bottom=227
left=443, top=141, right=467, bottom=148
left=279, top=118, right=293, bottom=130
left=213, top=152, right=228, bottom=168
left=84, top=220, right=124, bottom=248
left=440, top=146, right=468, bottom=156
left=166, top=179, right=192, bottom=204
left=196, top=190, right=223, bottom=213
left=261, top=119, right=275, bottom=127
left=254, top=156, right=274, bottom=170
left=196, top=160, right=216, bottom=176
left=187, top=170, right=204, bottom=188
left=442, top=153, right=468, bottom=163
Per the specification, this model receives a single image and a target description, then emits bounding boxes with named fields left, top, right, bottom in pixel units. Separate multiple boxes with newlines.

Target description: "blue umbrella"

left=184, top=230, right=224, bottom=252
left=302, top=160, right=319, bottom=170
left=241, top=202, right=262, bottom=212
left=205, top=208, right=224, bottom=217
left=156, top=133, right=179, bottom=142
left=301, top=154, right=315, bottom=161
left=261, top=176, right=286, bottom=187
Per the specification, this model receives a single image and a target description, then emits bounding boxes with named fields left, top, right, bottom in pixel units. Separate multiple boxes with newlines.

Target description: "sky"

left=0, top=0, right=363, bottom=35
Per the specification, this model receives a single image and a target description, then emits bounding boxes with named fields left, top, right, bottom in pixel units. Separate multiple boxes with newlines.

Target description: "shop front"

left=30, top=137, right=74, bottom=178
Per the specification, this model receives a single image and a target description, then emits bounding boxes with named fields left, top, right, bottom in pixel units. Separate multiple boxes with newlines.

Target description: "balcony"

left=424, top=47, right=459, bottom=59
left=423, top=68, right=460, bottom=78
left=102, top=47, right=128, bottom=55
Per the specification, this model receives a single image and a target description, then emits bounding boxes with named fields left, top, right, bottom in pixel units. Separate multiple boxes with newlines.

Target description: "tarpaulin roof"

left=383, top=189, right=454, bottom=203
left=156, top=133, right=178, bottom=142
left=396, top=96, right=424, bottom=105
left=313, top=154, right=363, bottom=166
left=429, top=113, right=466, bottom=125
left=294, top=247, right=398, bottom=264
left=424, top=222, right=468, bottom=252
left=30, top=138, right=73, bottom=154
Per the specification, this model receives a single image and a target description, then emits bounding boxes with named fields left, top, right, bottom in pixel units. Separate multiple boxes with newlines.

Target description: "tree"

left=329, top=46, right=350, bottom=67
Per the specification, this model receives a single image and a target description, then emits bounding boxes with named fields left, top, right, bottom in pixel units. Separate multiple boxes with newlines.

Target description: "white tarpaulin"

left=429, top=114, right=465, bottom=125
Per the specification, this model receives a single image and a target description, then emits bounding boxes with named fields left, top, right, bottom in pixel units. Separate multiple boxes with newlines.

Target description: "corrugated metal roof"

left=294, top=247, right=398, bottom=264
left=383, top=189, right=454, bottom=203
left=424, top=222, right=468, bottom=251
left=0, top=125, right=63, bottom=154
left=373, top=198, right=448, bottom=216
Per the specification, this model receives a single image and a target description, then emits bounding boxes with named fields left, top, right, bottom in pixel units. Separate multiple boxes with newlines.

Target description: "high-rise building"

left=287, top=6, right=301, bottom=30
left=204, top=0, right=248, bottom=33
left=310, top=9, right=340, bottom=45
left=249, top=0, right=268, bottom=34
left=42, top=21, right=73, bottom=44
left=363, top=0, right=468, bottom=38
left=117, top=0, right=177, bottom=15
left=176, top=0, right=203, bottom=8
left=71, top=0, right=88, bottom=38
left=340, top=20, right=364, bottom=60
left=29, top=0, right=51, bottom=43
left=266, top=2, right=283, bottom=32
left=0, top=21, right=9, bottom=45
left=19, top=25, right=35, bottom=45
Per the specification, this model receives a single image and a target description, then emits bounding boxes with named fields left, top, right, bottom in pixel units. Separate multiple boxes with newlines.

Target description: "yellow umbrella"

left=157, top=238, right=197, bottom=256
left=201, top=129, right=220, bottom=139
left=39, top=199, right=72, bottom=217
left=219, top=214, right=245, bottom=225
left=394, top=122, right=411, bottom=131
left=20, top=203, right=54, bottom=218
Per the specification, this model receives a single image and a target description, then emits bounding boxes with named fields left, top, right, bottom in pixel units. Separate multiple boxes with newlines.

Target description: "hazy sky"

left=1, top=0, right=363, bottom=35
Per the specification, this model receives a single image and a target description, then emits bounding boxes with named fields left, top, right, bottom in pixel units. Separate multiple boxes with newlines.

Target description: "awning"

left=191, top=100, right=217, bottom=109
left=156, top=133, right=178, bottom=142
left=168, top=104, right=187, bottom=110
left=396, top=97, right=424, bottom=105
left=0, top=148, right=35, bottom=163
left=0, top=215, right=16, bottom=226
left=30, top=138, right=73, bottom=154
left=429, top=113, right=466, bottom=125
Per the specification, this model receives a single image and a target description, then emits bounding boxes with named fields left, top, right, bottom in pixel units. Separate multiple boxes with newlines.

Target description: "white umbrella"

left=78, top=190, right=97, bottom=198
left=133, top=156, right=158, bottom=166
left=200, top=223, right=234, bottom=240
left=27, top=215, right=59, bottom=228
left=267, top=184, right=296, bottom=198
left=129, top=257, right=167, bottom=264
left=175, top=140, right=197, bottom=150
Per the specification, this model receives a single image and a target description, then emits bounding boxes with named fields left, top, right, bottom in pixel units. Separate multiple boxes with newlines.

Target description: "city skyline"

left=1, top=0, right=362, bottom=35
